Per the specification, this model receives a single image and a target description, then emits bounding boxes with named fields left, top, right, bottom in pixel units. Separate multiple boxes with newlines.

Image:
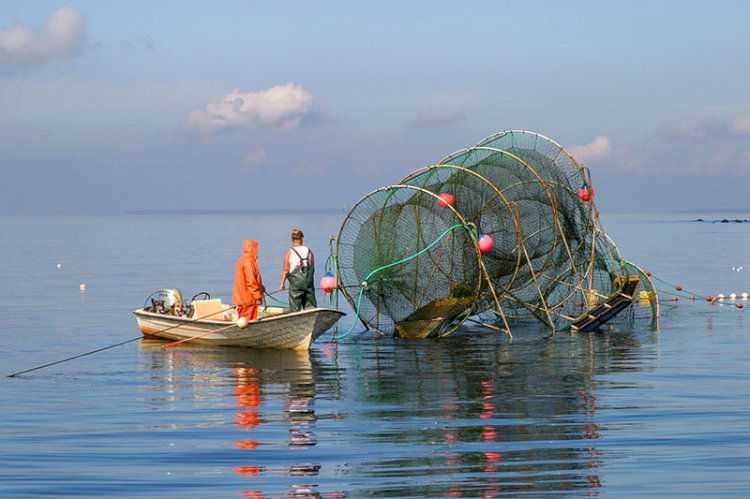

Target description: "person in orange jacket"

left=233, top=239, right=264, bottom=321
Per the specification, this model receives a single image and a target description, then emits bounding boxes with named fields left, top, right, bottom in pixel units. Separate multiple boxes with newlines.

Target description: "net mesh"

left=337, top=186, right=481, bottom=337
left=336, top=130, right=658, bottom=337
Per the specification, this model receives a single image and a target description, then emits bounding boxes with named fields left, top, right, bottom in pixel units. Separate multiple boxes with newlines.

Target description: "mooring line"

left=7, top=337, right=142, bottom=378
left=7, top=306, right=237, bottom=378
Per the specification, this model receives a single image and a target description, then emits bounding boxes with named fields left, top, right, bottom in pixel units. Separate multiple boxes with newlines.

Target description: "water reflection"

left=137, top=325, right=653, bottom=497
left=338, top=327, right=650, bottom=497
left=234, top=366, right=261, bottom=451
left=138, top=341, right=337, bottom=498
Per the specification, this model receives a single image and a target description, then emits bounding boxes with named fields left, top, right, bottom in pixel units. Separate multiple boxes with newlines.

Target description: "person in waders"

left=279, top=229, right=317, bottom=311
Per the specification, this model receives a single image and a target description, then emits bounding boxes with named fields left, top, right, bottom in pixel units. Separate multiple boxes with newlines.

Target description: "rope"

left=7, top=306, right=235, bottom=378
left=264, top=289, right=289, bottom=307
left=7, top=337, right=142, bottom=378
left=638, top=271, right=745, bottom=309
left=647, top=273, right=705, bottom=299
left=333, top=223, right=470, bottom=340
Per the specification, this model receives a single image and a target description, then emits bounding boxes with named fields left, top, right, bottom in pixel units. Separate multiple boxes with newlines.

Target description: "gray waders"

left=286, top=249, right=317, bottom=311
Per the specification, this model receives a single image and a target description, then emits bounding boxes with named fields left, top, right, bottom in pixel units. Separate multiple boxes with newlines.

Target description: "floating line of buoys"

left=643, top=271, right=747, bottom=310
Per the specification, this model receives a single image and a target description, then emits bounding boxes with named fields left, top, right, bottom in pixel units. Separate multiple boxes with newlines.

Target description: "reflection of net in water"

left=336, top=130, right=658, bottom=338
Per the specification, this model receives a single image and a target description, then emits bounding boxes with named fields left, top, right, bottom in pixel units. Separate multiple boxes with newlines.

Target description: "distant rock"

left=694, top=218, right=749, bottom=223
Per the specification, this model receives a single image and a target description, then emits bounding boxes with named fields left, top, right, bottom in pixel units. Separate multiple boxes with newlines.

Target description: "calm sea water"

left=1, top=212, right=749, bottom=498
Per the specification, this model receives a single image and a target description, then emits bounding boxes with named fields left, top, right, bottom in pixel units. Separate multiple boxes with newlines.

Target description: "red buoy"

left=577, top=187, right=594, bottom=202
left=737, top=303, right=744, bottom=309
left=675, top=285, right=682, bottom=291
left=706, top=296, right=713, bottom=301
left=645, top=271, right=651, bottom=276
left=478, top=233, right=494, bottom=253
left=438, top=193, right=455, bottom=208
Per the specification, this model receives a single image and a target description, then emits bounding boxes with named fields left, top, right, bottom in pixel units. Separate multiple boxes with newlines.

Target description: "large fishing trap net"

left=335, top=130, right=659, bottom=338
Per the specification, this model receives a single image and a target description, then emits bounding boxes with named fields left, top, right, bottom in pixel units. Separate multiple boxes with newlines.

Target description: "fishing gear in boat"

left=142, top=289, right=216, bottom=317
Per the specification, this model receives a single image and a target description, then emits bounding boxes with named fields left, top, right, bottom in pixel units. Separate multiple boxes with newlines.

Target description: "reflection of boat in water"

left=138, top=340, right=331, bottom=491
left=138, top=338, right=318, bottom=377
left=134, top=295, right=344, bottom=350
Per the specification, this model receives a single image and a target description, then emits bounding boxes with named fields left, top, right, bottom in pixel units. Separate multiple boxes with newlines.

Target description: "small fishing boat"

left=134, top=289, right=344, bottom=351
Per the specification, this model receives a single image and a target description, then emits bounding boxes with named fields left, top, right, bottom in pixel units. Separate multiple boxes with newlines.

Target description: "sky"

left=1, top=1, right=749, bottom=215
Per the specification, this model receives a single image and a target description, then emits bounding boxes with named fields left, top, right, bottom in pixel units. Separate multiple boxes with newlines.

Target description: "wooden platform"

left=570, top=275, right=641, bottom=333
left=394, top=296, right=474, bottom=339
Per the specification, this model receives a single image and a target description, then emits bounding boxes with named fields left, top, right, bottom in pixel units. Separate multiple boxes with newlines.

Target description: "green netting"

left=337, top=186, right=481, bottom=337
left=336, top=130, right=658, bottom=338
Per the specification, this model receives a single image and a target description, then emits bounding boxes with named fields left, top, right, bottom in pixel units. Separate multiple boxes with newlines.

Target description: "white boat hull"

left=134, top=307, right=344, bottom=351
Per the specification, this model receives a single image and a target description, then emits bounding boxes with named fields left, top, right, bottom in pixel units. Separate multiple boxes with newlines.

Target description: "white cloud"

left=568, top=136, right=613, bottom=164
left=242, top=150, right=268, bottom=171
left=712, top=149, right=750, bottom=173
left=729, top=114, right=750, bottom=136
left=693, top=149, right=750, bottom=175
left=291, top=159, right=325, bottom=177
left=0, top=7, right=85, bottom=66
left=183, top=83, right=315, bottom=136
left=659, top=117, right=714, bottom=140
left=659, top=113, right=750, bottom=140
left=709, top=150, right=733, bottom=168
left=411, top=110, right=465, bottom=126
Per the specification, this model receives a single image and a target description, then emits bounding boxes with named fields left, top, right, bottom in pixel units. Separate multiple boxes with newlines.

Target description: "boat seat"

left=191, top=299, right=230, bottom=320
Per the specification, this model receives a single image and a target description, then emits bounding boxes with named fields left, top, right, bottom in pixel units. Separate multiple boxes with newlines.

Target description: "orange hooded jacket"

left=233, top=240, right=263, bottom=306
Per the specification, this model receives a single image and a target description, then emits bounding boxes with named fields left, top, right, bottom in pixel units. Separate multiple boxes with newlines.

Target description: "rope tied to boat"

left=6, top=306, right=238, bottom=378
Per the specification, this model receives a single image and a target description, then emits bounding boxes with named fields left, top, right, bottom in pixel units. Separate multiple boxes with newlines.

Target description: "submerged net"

left=336, top=130, right=658, bottom=337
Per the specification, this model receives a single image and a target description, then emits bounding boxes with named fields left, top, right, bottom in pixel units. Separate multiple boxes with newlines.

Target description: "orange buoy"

left=675, top=285, right=683, bottom=291
left=645, top=271, right=651, bottom=276
left=706, top=296, right=713, bottom=301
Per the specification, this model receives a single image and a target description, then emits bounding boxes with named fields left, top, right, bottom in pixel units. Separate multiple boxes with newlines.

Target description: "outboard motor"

left=146, top=288, right=184, bottom=315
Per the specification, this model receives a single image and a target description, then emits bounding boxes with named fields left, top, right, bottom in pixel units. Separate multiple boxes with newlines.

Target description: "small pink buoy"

left=478, top=233, right=494, bottom=253
left=320, top=272, right=336, bottom=293
left=438, top=192, right=455, bottom=208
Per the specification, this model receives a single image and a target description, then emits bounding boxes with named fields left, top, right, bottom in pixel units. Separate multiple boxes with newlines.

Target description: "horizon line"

left=124, top=208, right=345, bottom=216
